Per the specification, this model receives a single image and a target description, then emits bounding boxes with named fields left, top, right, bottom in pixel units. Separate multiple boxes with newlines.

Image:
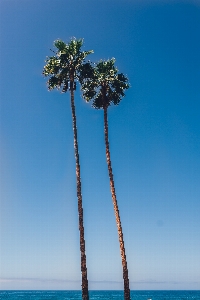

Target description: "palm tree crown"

left=43, top=38, right=93, bottom=91
left=80, top=58, right=129, bottom=108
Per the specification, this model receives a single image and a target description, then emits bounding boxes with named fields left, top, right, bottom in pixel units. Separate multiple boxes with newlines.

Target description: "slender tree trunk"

left=70, top=78, right=89, bottom=300
left=104, top=106, right=131, bottom=300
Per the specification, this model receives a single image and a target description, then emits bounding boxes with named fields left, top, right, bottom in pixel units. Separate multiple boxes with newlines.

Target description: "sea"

left=0, top=291, right=199, bottom=300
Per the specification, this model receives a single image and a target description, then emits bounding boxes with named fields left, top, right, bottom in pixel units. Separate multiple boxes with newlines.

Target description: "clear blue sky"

left=0, top=0, right=200, bottom=291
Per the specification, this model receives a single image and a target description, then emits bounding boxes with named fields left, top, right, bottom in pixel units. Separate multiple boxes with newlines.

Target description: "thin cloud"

left=0, top=277, right=80, bottom=283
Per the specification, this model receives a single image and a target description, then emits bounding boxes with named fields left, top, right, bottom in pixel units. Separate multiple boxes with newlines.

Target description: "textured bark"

left=70, top=75, right=89, bottom=300
left=104, top=106, right=131, bottom=300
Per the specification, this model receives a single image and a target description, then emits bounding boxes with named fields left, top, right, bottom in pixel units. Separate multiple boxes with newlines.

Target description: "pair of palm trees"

left=43, top=38, right=130, bottom=300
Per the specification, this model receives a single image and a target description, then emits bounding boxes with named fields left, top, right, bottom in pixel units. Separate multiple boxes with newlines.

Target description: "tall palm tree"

left=80, top=59, right=130, bottom=300
left=43, top=38, right=93, bottom=300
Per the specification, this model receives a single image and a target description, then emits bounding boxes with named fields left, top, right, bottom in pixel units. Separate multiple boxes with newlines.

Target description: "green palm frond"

left=80, top=58, right=129, bottom=109
left=43, top=38, right=93, bottom=92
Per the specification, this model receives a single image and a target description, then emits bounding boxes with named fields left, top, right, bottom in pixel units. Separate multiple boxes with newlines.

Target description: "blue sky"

left=0, top=0, right=200, bottom=291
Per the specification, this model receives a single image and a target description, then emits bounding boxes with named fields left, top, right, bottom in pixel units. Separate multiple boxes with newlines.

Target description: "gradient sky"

left=0, top=0, right=200, bottom=291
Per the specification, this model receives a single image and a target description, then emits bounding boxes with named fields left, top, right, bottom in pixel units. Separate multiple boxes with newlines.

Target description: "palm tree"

left=43, top=38, right=93, bottom=300
left=80, top=58, right=130, bottom=300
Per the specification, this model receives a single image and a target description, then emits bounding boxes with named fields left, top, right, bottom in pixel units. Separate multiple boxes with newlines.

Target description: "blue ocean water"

left=0, top=291, right=199, bottom=300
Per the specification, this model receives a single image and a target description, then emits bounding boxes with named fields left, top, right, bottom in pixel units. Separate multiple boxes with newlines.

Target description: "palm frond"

left=80, top=58, right=129, bottom=109
left=43, top=38, right=93, bottom=93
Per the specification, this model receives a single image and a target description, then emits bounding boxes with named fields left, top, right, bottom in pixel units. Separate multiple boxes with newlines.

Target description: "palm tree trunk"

left=70, top=80, right=89, bottom=300
left=104, top=106, right=131, bottom=300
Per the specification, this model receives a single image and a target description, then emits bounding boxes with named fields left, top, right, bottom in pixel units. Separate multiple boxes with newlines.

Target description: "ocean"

left=0, top=291, right=199, bottom=300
